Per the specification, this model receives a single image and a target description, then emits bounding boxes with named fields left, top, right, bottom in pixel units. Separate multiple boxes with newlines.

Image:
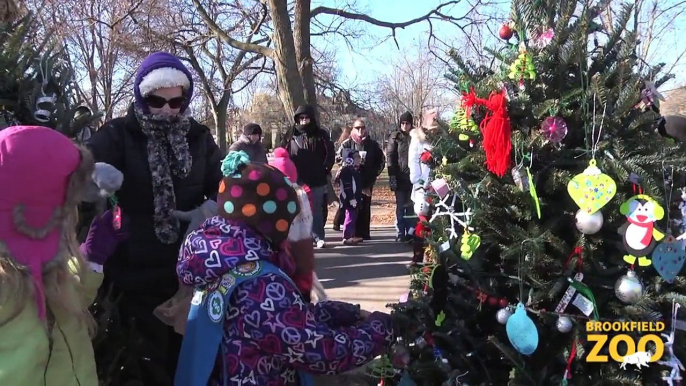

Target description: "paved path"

left=314, top=226, right=411, bottom=313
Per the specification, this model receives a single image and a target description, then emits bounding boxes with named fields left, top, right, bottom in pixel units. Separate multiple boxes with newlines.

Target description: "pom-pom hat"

left=218, top=151, right=300, bottom=245
left=269, top=147, right=298, bottom=184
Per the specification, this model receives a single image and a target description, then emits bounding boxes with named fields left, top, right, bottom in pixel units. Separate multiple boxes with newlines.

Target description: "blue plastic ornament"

left=398, top=371, right=417, bottom=386
left=652, top=236, right=685, bottom=283
left=505, top=303, right=539, bottom=355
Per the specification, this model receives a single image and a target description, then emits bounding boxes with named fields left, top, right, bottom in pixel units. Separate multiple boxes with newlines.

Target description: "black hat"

left=399, top=111, right=413, bottom=124
left=243, top=123, right=262, bottom=136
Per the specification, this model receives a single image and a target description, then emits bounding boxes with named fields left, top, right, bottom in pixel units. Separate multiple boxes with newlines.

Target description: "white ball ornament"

left=575, top=209, right=603, bottom=234
left=556, top=316, right=573, bottom=333
left=496, top=308, right=512, bottom=324
left=614, top=270, right=643, bottom=304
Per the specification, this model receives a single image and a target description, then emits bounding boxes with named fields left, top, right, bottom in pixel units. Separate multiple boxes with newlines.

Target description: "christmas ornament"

left=555, top=272, right=584, bottom=313
left=431, top=178, right=450, bottom=199
left=429, top=193, right=474, bottom=239
left=618, top=194, right=665, bottom=266
left=496, top=307, right=512, bottom=324
left=512, top=165, right=530, bottom=192
left=540, top=116, right=568, bottom=144
left=658, top=301, right=684, bottom=386
left=507, top=47, right=536, bottom=88
left=635, top=80, right=665, bottom=111
left=499, top=22, right=514, bottom=40
left=567, top=159, right=617, bottom=214
left=556, top=316, right=573, bottom=333
left=460, top=230, right=481, bottom=260
left=506, top=303, right=539, bottom=355
left=530, top=27, right=555, bottom=49
left=614, top=270, right=643, bottom=304
left=575, top=209, right=603, bottom=234
left=652, top=235, right=685, bottom=283
left=462, top=89, right=512, bottom=177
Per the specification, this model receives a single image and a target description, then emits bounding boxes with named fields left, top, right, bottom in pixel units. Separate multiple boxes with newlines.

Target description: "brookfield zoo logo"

left=586, top=321, right=666, bottom=369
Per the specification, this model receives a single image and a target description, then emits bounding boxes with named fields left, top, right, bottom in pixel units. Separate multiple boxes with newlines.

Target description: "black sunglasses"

left=144, top=95, right=186, bottom=109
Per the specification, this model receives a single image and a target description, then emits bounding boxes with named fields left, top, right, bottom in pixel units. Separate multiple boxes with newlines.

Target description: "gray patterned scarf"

left=134, top=106, right=192, bottom=244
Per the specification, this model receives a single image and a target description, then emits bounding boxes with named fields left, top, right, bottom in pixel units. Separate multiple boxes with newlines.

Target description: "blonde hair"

left=0, top=145, right=96, bottom=336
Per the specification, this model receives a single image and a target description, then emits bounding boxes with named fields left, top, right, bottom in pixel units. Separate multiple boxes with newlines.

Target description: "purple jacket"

left=177, top=217, right=393, bottom=385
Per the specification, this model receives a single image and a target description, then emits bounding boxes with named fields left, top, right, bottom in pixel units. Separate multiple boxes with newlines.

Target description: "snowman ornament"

left=618, top=195, right=665, bottom=266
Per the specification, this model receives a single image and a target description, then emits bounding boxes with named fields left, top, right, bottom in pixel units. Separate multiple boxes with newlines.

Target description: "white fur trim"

left=138, top=67, right=191, bottom=97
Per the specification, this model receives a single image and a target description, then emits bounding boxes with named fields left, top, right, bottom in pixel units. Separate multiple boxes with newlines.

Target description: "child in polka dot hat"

left=174, top=150, right=394, bottom=386
left=217, top=150, right=301, bottom=245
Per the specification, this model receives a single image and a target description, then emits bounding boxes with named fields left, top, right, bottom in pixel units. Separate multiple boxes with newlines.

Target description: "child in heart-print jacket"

left=176, top=151, right=393, bottom=386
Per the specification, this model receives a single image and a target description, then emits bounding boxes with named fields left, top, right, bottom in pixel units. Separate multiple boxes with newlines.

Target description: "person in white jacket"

left=407, top=120, right=435, bottom=267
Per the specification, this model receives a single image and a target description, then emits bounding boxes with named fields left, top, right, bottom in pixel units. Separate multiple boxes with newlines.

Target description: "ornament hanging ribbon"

left=560, top=340, right=577, bottom=386
left=462, top=88, right=513, bottom=177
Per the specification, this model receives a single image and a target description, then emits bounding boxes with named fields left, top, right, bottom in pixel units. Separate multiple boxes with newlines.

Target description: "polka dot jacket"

left=177, top=218, right=394, bottom=385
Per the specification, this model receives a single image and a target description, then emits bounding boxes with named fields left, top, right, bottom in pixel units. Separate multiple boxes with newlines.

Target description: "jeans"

left=394, top=189, right=413, bottom=236
left=343, top=207, right=358, bottom=239
left=310, top=185, right=326, bottom=242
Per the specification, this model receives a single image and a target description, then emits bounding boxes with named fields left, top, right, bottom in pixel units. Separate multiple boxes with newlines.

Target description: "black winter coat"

left=386, top=129, right=412, bottom=191
left=87, top=104, right=223, bottom=304
left=281, top=105, right=335, bottom=187
left=336, top=137, right=385, bottom=190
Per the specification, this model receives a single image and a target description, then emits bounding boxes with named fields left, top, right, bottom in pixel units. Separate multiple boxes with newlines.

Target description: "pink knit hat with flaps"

left=269, top=147, right=298, bottom=184
left=0, top=126, right=94, bottom=320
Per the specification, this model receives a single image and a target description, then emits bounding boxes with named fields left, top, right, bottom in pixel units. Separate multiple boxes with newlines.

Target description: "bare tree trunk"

left=294, top=0, right=318, bottom=120
left=266, top=0, right=306, bottom=117
left=215, top=94, right=231, bottom=153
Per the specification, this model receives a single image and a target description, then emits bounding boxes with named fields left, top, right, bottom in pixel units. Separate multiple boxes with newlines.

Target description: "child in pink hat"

left=0, top=126, right=128, bottom=386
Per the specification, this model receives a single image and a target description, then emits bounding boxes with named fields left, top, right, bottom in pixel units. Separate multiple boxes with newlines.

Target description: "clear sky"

left=312, top=0, right=685, bottom=92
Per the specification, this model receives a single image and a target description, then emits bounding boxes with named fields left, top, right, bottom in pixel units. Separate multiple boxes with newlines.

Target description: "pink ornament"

left=540, top=116, right=568, bottom=143
left=431, top=178, right=450, bottom=199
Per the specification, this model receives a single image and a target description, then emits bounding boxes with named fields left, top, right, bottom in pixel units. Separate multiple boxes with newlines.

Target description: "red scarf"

left=627, top=217, right=654, bottom=246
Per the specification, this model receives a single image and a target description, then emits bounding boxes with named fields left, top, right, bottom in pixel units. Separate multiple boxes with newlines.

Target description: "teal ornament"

left=221, top=150, right=250, bottom=177
left=398, top=371, right=417, bottom=386
left=652, top=235, right=685, bottom=283
left=505, top=302, right=539, bottom=355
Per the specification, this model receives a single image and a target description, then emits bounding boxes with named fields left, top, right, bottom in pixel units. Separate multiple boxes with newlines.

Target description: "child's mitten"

left=82, top=162, right=124, bottom=203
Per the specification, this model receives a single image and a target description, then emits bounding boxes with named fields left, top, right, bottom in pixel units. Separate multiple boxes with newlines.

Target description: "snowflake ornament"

left=429, top=193, right=474, bottom=239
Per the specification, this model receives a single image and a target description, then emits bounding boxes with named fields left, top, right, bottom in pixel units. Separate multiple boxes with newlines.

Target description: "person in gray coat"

left=229, top=123, right=268, bottom=163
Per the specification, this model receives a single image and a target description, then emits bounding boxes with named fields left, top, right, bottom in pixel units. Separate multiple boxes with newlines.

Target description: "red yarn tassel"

left=462, top=88, right=512, bottom=177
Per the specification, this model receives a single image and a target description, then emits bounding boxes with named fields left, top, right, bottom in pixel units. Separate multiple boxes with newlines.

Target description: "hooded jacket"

left=228, top=134, right=268, bottom=163
left=386, top=127, right=412, bottom=191
left=281, top=105, right=335, bottom=188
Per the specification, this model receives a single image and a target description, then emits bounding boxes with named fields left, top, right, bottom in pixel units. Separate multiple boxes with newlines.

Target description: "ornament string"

left=561, top=340, right=577, bottom=386
left=663, top=161, right=674, bottom=235
left=519, top=239, right=535, bottom=303
left=590, top=97, right=607, bottom=160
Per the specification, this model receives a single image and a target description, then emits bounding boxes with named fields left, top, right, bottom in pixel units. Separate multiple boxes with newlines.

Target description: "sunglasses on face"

left=144, top=95, right=186, bottom=109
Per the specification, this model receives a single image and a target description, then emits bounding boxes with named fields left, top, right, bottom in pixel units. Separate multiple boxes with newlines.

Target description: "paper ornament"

left=431, top=178, right=450, bottom=199
left=506, top=303, right=539, bottom=355
left=460, top=231, right=481, bottom=260
left=567, top=159, right=616, bottom=213
left=652, top=235, right=685, bottom=283
left=618, top=194, right=665, bottom=266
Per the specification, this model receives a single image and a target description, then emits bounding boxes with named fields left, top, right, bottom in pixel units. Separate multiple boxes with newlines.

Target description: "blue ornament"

left=506, top=303, right=539, bottom=355
left=652, top=236, right=685, bottom=283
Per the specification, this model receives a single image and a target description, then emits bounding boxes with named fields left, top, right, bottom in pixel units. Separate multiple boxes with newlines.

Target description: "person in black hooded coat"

left=280, top=105, right=335, bottom=248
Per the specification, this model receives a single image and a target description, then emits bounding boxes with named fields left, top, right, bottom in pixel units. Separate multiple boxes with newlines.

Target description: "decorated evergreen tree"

left=378, top=0, right=686, bottom=385
left=0, top=7, right=99, bottom=138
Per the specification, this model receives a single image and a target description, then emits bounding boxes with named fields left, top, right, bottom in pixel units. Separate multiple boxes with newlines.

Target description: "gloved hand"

left=82, top=162, right=124, bottom=203
left=79, top=210, right=129, bottom=265
left=173, top=200, right=218, bottom=240
left=389, top=176, right=397, bottom=191
left=349, top=199, right=358, bottom=208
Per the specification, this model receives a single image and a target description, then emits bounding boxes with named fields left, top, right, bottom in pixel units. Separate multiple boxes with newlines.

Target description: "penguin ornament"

left=618, top=195, right=665, bottom=266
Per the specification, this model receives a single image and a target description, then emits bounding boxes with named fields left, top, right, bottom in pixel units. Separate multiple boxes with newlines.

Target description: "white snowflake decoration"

left=429, top=193, right=474, bottom=239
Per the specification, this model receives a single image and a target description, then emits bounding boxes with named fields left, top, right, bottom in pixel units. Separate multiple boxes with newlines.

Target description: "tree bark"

left=215, top=93, right=231, bottom=153
left=266, top=0, right=306, bottom=117
left=294, top=0, right=317, bottom=120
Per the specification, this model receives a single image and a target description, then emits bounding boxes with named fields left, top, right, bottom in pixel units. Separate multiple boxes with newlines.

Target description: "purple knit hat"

left=134, top=52, right=194, bottom=113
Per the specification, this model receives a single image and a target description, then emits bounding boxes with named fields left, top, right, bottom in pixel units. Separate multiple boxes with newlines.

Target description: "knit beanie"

left=399, top=111, right=413, bottom=124
left=134, top=52, right=194, bottom=113
left=243, top=123, right=263, bottom=136
left=269, top=147, right=298, bottom=183
left=218, top=151, right=300, bottom=245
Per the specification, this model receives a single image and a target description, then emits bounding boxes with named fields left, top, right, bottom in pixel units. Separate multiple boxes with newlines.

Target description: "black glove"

left=389, top=176, right=397, bottom=191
